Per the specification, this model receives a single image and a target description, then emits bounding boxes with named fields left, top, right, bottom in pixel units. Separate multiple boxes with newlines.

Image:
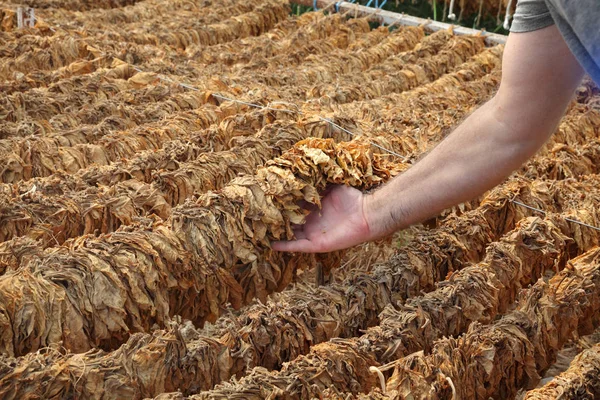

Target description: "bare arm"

left=272, top=25, right=584, bottom=253
left=365, top=25, right=584, bottom=238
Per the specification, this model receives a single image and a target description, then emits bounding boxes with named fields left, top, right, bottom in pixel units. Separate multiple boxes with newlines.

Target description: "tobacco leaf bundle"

left=232, top=26, right=424, bottom=89
left=3, top=66, right=508, bottom=246
left=5, top=80, right=506, bottom=247
left=239, top=15, right=375, bottom=72
left=0, top=183, right=525, bottom=398
left=60, top=2, right=260, bottom=41
left=0, top=34, right=94, bottom=80
left=170, top=137, right=403, bottom=306
left=192, top=12, right=348, bottom=67
left=0, top=137, right=401, bottom=357
left=19, top=0, right=139, bottom=12
left=0, top=104, right=289, bottom=190
left=0, top=118, right=340, bottom=246
left=350, top=70, right=502, bottom=160
left=0, top=178, right=171, bottom=245
left=154, top=121, right=316, bottom=205
left=0, top=57, right=136, bottom=122
left=309, top=33, right=485, bottom=105
left=524, top=344, right=600, bottom=399
left=0, top=237, right=42, bottom=275
left=0, top=143, right=535, bottom=393
left=0, top=98, right=243, bottom=183
left=122, top=1, right=290, bottom=50
left=191, top=173, right=600, bottom=399
left=0, top=66, right=138, bottom=124
left=306, top=28, right=452, bottom=101
left=549, top=106, right=600, bottom=148
left=384, top=246, right=600, bottom=400
left=0, top=52, right=506, bottom=248
left=66, top=103, right=299, bottom=186
left=1, top=79, right=204, bottom=144
left=0, top=9, right=16, bottom=32
left=362, top=216, right=570, bottom=359
left=0, top=55, right=504, bottom=195
left=188, top=216, right=569, bottom=400
left=521, top=140, right=600, bottom=180
left=0, top=32, right=192, bottom=96
left=330, top=45, right=503, bottom=121
left=0, top=63, right=217, bottom=139
left=36, top=0, right=245, bottom=27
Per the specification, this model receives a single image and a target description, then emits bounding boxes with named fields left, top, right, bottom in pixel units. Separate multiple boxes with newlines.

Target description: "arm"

left=272, top=25, right=584, bottom=253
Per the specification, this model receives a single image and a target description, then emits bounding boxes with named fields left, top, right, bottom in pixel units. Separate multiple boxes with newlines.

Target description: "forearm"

left=364, top=96, right=560, bottom=238
left=272, top=26, right=585, bottom=254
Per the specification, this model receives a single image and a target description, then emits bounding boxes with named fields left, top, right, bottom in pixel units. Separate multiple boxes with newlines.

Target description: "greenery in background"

left=291, top=1, right=509, bottom=35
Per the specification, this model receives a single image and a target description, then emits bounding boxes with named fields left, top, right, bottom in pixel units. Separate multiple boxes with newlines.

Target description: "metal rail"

left=291, top=0, right=507, bottom=46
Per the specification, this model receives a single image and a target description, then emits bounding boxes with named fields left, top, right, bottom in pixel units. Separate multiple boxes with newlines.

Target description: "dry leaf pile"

left=1, top=30, right=494, bottom=184
left=0, top=99, right=244, bottom=183
left=19, top=0, right=140, bottom=12
left=0, top=41, right=510, bottom=246
left=522, top=139, right=600, bottom=180
left=0, top=137, right=403, bottom=357
left=0, top=32, right=95, bottom=79
left=192, top=12, right=361, bottom=67
left=106, top=1, right=290, bottom=49
left=307, top=32, right=485, bottom=104
left=0, top=64, right=508, bottom=246
left=34, top=0, right=246, bottom=27
left=0, top=118, right=334, bottom=246
left=231, top=26, right=424, bottom=88
left=50, top=2, right=260, bottom=39
left=381, top=246, right=600, bottom=400
left=306, top=29, right=453, bottom=100
left=189, top=194, right=600, bottom=399
left=4, top=154, right=597, bottom=398
left=0, top=172, right=526, bottom=398
left=1, top=0, right=600, bottom=398
left=0, top=104, right=293, bottom=187
left=524, top=343, right=600, bottom=399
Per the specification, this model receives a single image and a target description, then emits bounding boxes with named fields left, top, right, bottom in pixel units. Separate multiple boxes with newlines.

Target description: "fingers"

left=271, top=239, right=319, bottom=253
left=271, top=224, right=311, bottom=252
left=297, top=199, right=319, bottom=213
left=292, top=227, right=308, bottom=240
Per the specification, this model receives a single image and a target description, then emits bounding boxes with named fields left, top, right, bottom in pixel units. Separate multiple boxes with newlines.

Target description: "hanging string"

left=510, top=200, right=600, bottom=232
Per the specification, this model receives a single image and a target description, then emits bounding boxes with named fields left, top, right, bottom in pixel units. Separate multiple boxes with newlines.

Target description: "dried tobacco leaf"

left=0, top=181, right=526, bottom=398
left=0, top=119, right=341, bottom=247
left=0, top=137, right=401, bottom=357
left=384, top=247, right=600, bottom=399
left=524, top=344, right=600, bottom=399
left=193, top=173, right=600, bottom=399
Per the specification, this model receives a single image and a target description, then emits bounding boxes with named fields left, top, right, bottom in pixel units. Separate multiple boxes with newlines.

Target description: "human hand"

left=271, top=185, right=373, bottom=253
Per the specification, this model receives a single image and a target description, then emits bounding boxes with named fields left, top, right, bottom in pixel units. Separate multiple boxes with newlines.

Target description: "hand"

left=271, top=185, right=373, bottom=253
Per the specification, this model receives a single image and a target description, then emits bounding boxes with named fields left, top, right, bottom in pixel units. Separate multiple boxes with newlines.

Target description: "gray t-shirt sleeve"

left=510, top=0, right=555, bottom=33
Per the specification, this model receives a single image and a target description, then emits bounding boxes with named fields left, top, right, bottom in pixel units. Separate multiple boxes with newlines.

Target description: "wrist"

left=362, top=191, right=402, bottom=241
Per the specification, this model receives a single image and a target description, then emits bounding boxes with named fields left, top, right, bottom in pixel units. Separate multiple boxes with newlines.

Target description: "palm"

left=272, top=185, right=370, bottom=253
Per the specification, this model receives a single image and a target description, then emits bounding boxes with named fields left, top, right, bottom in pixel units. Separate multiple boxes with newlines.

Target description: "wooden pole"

left=291, top=0, right=507, bottom=46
